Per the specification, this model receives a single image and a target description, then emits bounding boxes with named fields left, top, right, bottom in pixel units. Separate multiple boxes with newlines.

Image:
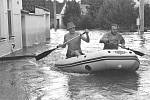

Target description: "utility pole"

left=139, top=0, right=144, bottom=34
left=53, top=0, right=57, bottom=31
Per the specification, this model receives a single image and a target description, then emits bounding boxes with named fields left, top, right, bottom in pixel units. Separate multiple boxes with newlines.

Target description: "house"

left=47, top=1, right=66, bottom=29
left=56, top=2, right=66, bottom=29
left=0, top=0, right=23, bottom=57
left=21, top=6, right=50, bottom=47
left=21, top=0, right=50, bottom=46
left=22, top=0, right=66, bottom=29
left=0, top=0, right=50, bottom=57
left=22, top=0, right=50, bottom=45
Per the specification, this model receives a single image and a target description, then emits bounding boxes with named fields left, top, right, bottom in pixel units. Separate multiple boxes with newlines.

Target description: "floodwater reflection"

left=67, top=71, right=139, bottom=99
left=1, top=29, right=150, bottom=100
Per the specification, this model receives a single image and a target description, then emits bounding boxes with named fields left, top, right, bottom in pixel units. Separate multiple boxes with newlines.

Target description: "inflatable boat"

left=55, top=50, right=140, bottom=73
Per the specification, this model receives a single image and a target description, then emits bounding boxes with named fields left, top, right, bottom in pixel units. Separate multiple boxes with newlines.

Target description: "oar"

left=0, top=55, right=36, bottom=61
left=119, top=45, right=145, bottom=56
left=35, top=32, right=86, bottom=60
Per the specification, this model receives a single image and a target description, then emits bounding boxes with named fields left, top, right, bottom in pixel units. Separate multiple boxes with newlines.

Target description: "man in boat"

left=58, top=22, right=90, bottom=58
left=99, top=24, right=125, bottom=49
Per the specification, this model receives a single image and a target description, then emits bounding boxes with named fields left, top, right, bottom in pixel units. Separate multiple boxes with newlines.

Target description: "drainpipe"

left=53, top=0, right=57, bottom=31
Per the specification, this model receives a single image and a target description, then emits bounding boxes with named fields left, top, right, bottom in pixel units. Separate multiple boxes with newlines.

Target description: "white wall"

left=22, top=12, right=50, bottom=47
left=45, top=14, right=50, bottom=40
left=0, top=0, right=9, bottom=57
left=11, top=0, right=23, bottom=51
left=35, top=8, right=50, bottom=40
left=0, top=0, right=50, bottom=57
left=0, top=0, right=9, bottom=39
left=0, top=0, right=22, bottom=57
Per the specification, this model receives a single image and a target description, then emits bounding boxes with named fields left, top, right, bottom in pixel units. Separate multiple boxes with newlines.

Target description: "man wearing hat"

left=58, top=22, right=90, bottom=58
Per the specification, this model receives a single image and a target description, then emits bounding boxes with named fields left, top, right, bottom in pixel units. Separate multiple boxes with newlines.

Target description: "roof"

left=22, top=0, right=65, bottom=18
left=35, top=5, right=50, bottom=12
left=45, top=1, right=65, bottom=18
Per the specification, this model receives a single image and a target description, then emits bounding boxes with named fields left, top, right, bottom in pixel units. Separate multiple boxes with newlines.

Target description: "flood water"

left=0, top=29, right=150, bottom=100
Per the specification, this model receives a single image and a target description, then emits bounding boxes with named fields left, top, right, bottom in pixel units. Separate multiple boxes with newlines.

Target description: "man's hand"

left=85, top=29, right=89, bottom=34
left=57, top=44, right=65, bottom=48
left=72, top=50, right=82, bottom=56
left=120, top=44, right=125, bottom=48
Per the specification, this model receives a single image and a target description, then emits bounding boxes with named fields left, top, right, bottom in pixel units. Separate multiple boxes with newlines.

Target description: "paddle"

left=119, top=45, right=145, bottom=56
left=35, top=32, right=87, bottom=60
left=0, top=55, right=36, bottom=61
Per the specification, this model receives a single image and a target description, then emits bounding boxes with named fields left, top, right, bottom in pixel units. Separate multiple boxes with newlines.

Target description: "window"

left=0, top=13, right=6, bottom=42
left=7, top=10, right=13, bottom=37
left=0, top=0, right=6, bottom=42
left=7, top=0, right=13, bottom=38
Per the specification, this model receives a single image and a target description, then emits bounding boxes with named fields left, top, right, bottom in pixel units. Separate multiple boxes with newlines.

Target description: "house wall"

left=0, top=0, right=9, bottom=57
left=35, top=8, right=50, bottom=40
left=56, top=14, right=62, bottom=28
left=21, top=8, right=50, bottom=47
left=0, top=0, right=22, bottom=57
left=45, top=14, right=50, bottom=40
left=11, top=0, right=23, bottom=51
left=58, top=3, right=66, bottom=29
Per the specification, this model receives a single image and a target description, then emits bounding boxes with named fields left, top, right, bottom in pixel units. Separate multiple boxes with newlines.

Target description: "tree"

left=80, top=0, right=104, bottom=28
left=144, top=4, right=150, bottom=28
left=87, top=0, right=104, bottom=19
left=96, top=0, right=138, bottom=29
left=80, top=15, right=94, bottom=29
left=63, top=0, right=81, bottom=28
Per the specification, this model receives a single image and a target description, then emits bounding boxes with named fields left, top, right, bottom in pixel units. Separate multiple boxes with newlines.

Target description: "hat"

left=67, top=22, right=76, bottom=30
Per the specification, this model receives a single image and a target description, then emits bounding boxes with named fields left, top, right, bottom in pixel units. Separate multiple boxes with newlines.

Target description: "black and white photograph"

left=0, top=0, right=150, bottom=100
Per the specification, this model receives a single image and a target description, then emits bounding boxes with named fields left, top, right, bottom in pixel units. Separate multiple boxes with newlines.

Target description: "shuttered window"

left=7, top=10, right=12, bottom=37
left=7, top=0, right=13, bottom=38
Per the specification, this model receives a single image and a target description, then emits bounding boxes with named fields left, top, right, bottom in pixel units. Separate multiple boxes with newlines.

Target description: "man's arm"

left=117, top=34, right=125, bottom=48
left=120, top=37, right=125, bottom=47
left=99, top=33, right=109, bottom=43
left=58, top=34, right=67, bottom=48
left=62, top=35, right=67, bottom=48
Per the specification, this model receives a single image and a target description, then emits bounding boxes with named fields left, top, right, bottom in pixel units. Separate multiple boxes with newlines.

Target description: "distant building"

left=80, top=1, right=90, bottom=15
left=22, top=0, right=50, bottom=46
left=55, top=3, right=66, bottom=29
left=22, top=0, right=66, bottom=29
left=46, top=1, right=66, bottom=29
left=145, top=0, right=150, bottom=4
left=134, top=0, right=150, bottom=7
left=80, top=4, right=90, bottom=15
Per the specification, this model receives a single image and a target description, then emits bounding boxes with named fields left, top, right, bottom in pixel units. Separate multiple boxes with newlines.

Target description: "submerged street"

left=0, top=29, right=150, bottom=100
